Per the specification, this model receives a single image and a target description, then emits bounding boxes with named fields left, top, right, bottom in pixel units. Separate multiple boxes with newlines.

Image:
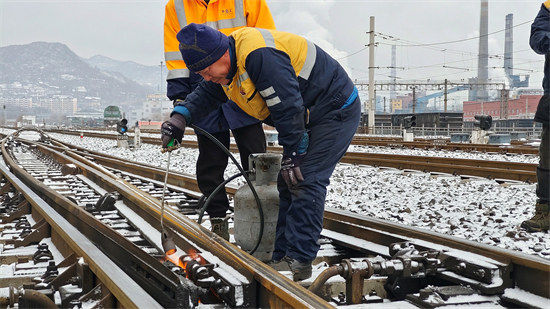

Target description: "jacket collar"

left=225, top=37, right=237, bottom=84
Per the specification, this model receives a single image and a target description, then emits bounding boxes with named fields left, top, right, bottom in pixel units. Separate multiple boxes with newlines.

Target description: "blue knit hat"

left=177, top=23, right=229, bottom=72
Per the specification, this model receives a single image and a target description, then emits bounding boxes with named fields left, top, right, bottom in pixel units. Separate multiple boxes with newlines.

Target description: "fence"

left=358, top=124, right=543, bottom=139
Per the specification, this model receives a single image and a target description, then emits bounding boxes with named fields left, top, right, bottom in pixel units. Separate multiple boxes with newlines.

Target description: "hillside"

left=0, top=42, right=152, bottom=106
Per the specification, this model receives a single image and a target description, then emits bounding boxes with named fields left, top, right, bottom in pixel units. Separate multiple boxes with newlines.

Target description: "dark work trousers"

left=272, top=97, right=361, bottom=263
left=196, top=122, right=267, bottom=218
left=538, top=124, right=550, bottom=204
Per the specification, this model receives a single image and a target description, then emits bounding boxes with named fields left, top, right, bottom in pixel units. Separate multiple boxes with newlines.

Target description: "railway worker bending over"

left=163, top=0, right=275, bottom=241
left=521, top=1, right=550, bottom=232
left=160, top=23, right=361, bottom=281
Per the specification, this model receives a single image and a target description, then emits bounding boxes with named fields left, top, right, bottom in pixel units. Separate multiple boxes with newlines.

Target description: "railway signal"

left=474, top=114, right=492, bottom=130
left=403, top=115, right=417, bottom=129
left=117, top=119, right=128, bottom=135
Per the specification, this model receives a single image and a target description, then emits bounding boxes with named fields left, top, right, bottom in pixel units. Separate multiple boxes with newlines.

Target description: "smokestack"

left=504, top=14, right=513, bottom=79
left=477, top=0, right=489, bottom=101
left=390, top=45, right=396, bottom=99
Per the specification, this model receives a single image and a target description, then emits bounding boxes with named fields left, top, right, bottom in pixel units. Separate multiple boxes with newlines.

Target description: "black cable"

left=197, top=172, right=243, bottom=225
left=189, top=124, right=265, bottom=255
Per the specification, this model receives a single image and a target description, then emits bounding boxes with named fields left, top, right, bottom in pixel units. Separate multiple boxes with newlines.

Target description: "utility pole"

left=368, top=16, right=375, bottom=134
left=412, top=87, right=416, bottom=114
left=159, top=61, right=164, bottom=93
left=444, top=79, right=448, bottom=112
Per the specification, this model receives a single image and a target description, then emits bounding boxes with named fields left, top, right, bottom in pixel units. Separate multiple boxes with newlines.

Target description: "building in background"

left=140, top=93, right=172, bottom=123
left=463, top=95, right=542, bottom=122
left=21, top=115, right=36, bottom=126
left=36, top=97, right=77, bottom=115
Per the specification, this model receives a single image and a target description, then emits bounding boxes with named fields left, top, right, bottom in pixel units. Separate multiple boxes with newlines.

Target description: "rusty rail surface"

left=45, top=129, right=540, bottom=155
left=5, top=133, right=331, bottom=309
left=5, top=128, right=548, bottom=308
left=48, top=131, right=537, bottom=182
left=1, top=138, right=163, bottom=309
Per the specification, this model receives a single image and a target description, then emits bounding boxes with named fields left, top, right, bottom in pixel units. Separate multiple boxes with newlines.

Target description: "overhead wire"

left=338, top=18, right=539, bottom=82
left=376, top=19, right=533, bottom=47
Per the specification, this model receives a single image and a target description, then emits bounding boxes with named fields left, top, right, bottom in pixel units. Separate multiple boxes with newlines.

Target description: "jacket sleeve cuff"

left=296, top=131, right=309, bottom=154
left=171, top=106, right=192, bottom=123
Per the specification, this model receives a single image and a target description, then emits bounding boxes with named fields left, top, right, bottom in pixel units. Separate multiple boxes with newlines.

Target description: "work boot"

left=521, top=203, right=550, bottom=232
left=210, top=216, right=230, bottom=241
left=286, top=256, right=312, bottom=282
left=267, top=257, right=291, bottom=272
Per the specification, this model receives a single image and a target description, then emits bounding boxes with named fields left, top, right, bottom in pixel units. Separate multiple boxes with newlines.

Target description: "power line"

left=338, top=19, right=533, bottom=62
left=337, top=46, right=368, bottom=61
left=376, top=19, right=533, bottom=47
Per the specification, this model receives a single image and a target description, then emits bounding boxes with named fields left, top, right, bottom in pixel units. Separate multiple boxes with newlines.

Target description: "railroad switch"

left=310, top=241, right=512, bottom=306
left=5, top=257, right=96, bottom=308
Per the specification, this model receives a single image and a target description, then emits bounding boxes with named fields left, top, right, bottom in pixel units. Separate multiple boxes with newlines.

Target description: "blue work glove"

left=161, top=113, right=187, bottom=149
left=281, top=154, right=306, bottom=187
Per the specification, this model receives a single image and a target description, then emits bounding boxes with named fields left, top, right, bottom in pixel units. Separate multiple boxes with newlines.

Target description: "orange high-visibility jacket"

left=164, top=0, right=276, bottom=83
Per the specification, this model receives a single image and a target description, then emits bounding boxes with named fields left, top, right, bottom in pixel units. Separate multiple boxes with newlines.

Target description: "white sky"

left=0, top=0, right=545, bottom=102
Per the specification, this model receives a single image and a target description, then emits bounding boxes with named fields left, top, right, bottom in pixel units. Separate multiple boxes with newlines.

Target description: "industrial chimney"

left=477, top=0, right=489, bottom=101
left=504, top=14, right=513, bottom=80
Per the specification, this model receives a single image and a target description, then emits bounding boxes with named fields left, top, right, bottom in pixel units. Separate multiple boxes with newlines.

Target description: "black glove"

left=161, top=113, right=187, bottom=149
left=281, top=154, right=306, bottom=187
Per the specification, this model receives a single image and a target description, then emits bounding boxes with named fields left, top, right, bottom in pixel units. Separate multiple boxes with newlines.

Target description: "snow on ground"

left=18, top=131, right=549, bottom=259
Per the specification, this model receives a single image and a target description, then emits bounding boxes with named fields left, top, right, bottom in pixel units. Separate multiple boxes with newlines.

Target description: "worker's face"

left=195, top=50, right=231, bottom=85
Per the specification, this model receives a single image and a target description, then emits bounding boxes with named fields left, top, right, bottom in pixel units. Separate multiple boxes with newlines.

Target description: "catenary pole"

left=368, top=16, right=375, bottom=134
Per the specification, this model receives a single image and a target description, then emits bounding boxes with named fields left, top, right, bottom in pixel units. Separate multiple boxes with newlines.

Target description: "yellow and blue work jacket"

left=530, top=1, right=550, bottom=125
left=173, top=28, right=358, bottom=157
left=164, top=0, right=275, bottom=132
left=531, top=1, right=550, bottom=95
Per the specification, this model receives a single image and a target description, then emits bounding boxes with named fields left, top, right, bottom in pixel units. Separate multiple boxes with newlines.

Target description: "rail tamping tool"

left=160, top=139, right=179, bottom=255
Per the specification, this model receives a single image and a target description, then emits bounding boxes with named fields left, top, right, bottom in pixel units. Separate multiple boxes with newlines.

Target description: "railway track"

left=1, top=128, right=548, bottom=308
left=45, top=128, right=538, bottom=182
left=46, top=128, right=540, bottom=155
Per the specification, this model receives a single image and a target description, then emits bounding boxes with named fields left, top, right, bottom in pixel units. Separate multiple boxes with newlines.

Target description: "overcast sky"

left=0, top=0, right=545, bottom=103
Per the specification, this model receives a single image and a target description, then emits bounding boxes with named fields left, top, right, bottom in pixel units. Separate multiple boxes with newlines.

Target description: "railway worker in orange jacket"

left=163, top=0, right=276, bottom=240
left=521, top=1, right=550, bottom=232
left=160, top=23, right=361, bottom=281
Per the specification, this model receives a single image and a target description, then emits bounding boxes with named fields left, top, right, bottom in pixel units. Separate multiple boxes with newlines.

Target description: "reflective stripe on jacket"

left=223, top=28, right=316, bottom=121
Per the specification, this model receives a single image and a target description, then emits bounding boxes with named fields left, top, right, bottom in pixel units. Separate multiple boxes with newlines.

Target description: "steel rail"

left=23, top=131, right=550, bottom=304
left=45, top=129, right=539, bottom=155
left=7, top=138, right=182, bottom=308
left=47, top=139, right=204, bottom=195
left=349, top=139, right=539, bottom=154
left=0, top=139, right=163, bottom=309
left=25, top=138, right=333, bottom=308
left=323, top=207, right=550, bottom=299
left=341, top=154, right=536, bottom=182
left=343, top=151, right=536, bottom=172
left=49, top=134, right=536, bottom=183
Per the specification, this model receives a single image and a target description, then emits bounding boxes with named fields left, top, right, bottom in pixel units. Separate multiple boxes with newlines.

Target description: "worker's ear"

left=222, top=49, right=230, bottom=59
